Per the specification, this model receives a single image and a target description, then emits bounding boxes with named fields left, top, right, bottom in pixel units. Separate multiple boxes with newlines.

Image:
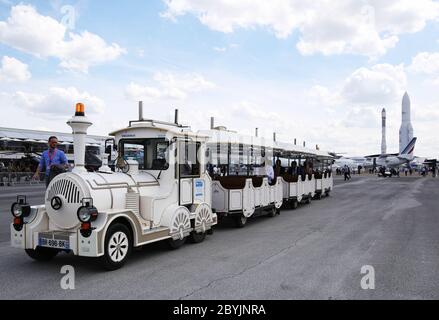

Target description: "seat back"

left=215, top=176, right=247, bottom=190
left=251, top=176, right=264, bottom=187
left=281, top=174, right=298, bottom=183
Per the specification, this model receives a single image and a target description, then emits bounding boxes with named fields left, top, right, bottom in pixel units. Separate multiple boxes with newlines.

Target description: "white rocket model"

left=399, top=92, right=414, bottom=153
left=381, top=107, right=387, bottom=155
left=67, top=103, right=92, bottom=173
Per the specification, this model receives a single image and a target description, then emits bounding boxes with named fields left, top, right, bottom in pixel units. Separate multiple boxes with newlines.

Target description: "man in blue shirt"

left=33, top=136, right=69, bottom=187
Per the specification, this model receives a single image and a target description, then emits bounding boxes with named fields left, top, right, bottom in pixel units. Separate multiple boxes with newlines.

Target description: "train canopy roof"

left=199, top=129, right=333, bottom=160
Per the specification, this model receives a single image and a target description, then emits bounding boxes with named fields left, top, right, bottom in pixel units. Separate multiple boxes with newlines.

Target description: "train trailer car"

left=200, top=128, right=333, bottom=226
left=271, top=142, right=333, bottom=209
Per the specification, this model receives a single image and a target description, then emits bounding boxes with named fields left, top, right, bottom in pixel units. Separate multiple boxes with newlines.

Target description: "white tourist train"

left=10, top=103, right=333, bottom=270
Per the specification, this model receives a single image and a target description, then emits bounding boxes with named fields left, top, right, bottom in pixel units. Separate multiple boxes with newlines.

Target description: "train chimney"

left=294, top=138, right=297, bottom=145
left=303, top=141, right=306, bottom=147
left=273, top=132, right=276, bottom=142
left=210, top=117, right=215, bottom=130
left=255, top=128, right=258, bottom=137
left=67, top=103, right=92, bottom=173
left=174, top=109, right=179, bottom=125
left=138, top=101, right=143, bottom=120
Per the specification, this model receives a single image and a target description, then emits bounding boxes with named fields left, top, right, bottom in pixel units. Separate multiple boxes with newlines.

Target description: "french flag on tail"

left=400, top=137, right=417, bottom=156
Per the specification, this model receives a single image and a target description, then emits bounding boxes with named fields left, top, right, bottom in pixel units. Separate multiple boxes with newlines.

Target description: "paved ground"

left=1, top=175, right=438, bottom=299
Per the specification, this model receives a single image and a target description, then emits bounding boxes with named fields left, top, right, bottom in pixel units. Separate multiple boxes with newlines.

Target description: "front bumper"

left=11, top=223, right=102, bottom=257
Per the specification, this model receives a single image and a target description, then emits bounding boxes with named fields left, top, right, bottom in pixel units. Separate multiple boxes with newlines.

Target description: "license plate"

left=38, top=237, right=69, bottom=250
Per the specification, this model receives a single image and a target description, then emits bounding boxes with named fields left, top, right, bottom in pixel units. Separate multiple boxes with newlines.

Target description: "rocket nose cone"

left=403, top=92, right=410, bottom=104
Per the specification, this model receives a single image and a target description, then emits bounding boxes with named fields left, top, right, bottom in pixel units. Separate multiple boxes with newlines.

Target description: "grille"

left=125, top=191, right=140, bottom=215
left=47, top=179, right=81, bottom=204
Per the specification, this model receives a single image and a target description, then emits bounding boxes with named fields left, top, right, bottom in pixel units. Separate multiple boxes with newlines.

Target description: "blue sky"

left=1, top=0, right=439, bottom=158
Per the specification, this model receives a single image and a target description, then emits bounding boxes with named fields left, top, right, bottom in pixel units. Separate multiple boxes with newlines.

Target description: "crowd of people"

left=0, top=160, right=38, bottom=186
left=0, top=160, right=35, bottom=173
left=334, top=164, right=437, bottom=180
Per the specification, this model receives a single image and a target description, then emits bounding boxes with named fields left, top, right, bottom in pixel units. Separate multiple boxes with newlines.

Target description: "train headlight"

left=11, top=203, right=23, bottom=217
left=11, top=195, right=30, bottom=231
left=10, top=195, right=30, bottom=218
left=77, top=198, right=98, bottom=223
left=77, top=206, right=98, bottom=222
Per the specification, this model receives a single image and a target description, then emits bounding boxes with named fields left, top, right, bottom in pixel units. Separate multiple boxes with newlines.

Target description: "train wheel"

left=189, top=231, right=206, bottom=243
left=267, top=206, right=277, bottom=217
left=25, top=247, right=59, bottom=262
left=101, top=223, right=132, bottom=271
left=291, top=200, right=298, bottom=210
left=234, top=215, right=247, bottom=228
left=306, top=195, right=311, bottom=204
left=167, top=237, right=186, bottom=249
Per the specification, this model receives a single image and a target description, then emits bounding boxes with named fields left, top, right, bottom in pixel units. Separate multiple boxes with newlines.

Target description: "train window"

left=179, top=141, right=201, bottom=178
left=120, top=138, right=169, bottom=170
left=122, top=142, right=145, bottom=167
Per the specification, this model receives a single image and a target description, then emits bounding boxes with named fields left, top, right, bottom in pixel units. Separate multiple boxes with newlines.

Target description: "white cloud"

left=306, top=64, right=406, bottom=110
left=213, top=46, right=227, bottom=52
left=126, top=83, right=163, bottom=101
left=340, top=64, right=406, bottom=105
left=162, top=0, right=439, bottom=57
left=305, top=63, right=407, bottom=139
left=413, top=104, right=439, bottom=122
left=341, top=107, right=379, bottom=128
left=0, top=56, right=31, bottom=82
left=9, top=87, right=105, bottom=117
left=408, top=51, right=439, bottom=75
left=0, top=5, right=125, bottom=73
left=126, top=72, right=216, bottom=101
left=306, top=85, right=341, bottom=109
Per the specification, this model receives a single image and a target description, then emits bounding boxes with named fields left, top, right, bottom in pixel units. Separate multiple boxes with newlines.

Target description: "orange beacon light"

left=75, top=103, right=85, bottom=116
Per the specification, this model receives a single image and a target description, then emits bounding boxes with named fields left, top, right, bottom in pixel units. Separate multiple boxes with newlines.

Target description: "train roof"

left=109, top=119, right=209, bottom=140
left=199, top=129, right=333, bottom=159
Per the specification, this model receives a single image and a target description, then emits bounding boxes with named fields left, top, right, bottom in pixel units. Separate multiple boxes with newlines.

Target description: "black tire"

left=267, top=207, right=277, bottom=217
left=100, top=223, right=132, bottom=271
left=25, top=247, right=59, bottom=261
left=189, top=231, right=206, bottom=243
left=306, top=196, right=311, bottom=204
left=167, top=237, right=186, bottom=249
left=234, top=215, right=247, bottom=228
left=291, top=200, right=298, bottom=210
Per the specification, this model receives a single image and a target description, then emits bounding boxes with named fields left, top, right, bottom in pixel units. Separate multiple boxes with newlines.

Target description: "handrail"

left=86, top=179, right=159, bottom=191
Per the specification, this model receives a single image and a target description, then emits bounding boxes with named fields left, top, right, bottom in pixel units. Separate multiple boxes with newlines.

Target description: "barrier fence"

left=0, top=172, right=44, bottom=186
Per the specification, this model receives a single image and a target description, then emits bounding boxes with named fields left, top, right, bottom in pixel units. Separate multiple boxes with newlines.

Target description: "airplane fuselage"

left=375, top=156, right=410, bottom=168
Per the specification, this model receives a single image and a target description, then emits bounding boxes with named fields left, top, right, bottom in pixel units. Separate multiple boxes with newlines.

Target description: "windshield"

left=120, top=138, right=169, bottom=170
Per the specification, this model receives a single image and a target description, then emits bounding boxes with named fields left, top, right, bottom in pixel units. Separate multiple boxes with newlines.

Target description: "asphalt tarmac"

left=1, top=175, right=438, bottom=299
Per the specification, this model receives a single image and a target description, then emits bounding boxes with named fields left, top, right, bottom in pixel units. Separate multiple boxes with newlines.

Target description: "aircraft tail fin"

left=399, top=137, right=417, bottom=160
